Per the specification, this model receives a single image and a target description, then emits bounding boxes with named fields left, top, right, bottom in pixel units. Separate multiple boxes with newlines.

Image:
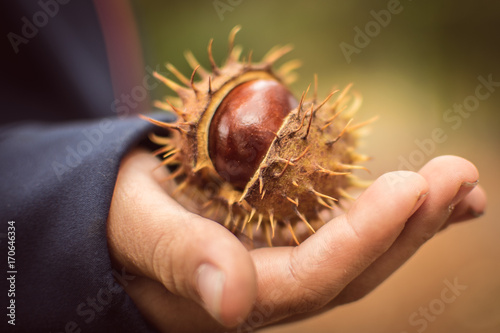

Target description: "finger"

left=122, top=276, right=227, bottom=333
left=107, top=149, right=257, bottom=327
left=249, top=171, right=428, bottom=322
left=332, top=155, right=482, bottom=305
left=444, top=184, right=486, bottom=226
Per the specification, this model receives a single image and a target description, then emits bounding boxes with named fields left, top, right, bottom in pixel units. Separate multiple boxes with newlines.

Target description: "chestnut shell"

left=144, top=26, right=368, bottom=246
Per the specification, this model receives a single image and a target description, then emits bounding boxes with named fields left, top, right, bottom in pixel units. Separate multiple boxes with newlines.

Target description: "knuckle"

left=288, top=292, right=329, bottom=315
left=419, top=229, right=436, bottom=244
left=151, top=232, right=175, bottom=288
left=287, top=250, right=331, bottom=314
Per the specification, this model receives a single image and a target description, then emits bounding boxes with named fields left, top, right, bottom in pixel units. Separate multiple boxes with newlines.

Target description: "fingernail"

left=197, top=263, right=225, bottom=324
left=451, top=180, right=479, bottom=208
left=462, top=180, right=479, bottom=187
left=469, top=209, right=485, bottom=218
left=410, top=191, right=429, bottom=215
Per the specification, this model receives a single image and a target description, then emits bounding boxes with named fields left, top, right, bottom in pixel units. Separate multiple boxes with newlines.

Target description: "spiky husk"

left=142, top=26, right=373, bottom=247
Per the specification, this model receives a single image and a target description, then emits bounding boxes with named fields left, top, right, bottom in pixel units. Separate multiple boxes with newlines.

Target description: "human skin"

left=107, top=149, right=486, bottom=332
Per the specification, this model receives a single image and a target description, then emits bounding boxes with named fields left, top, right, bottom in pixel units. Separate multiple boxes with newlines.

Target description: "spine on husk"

left=141, top=26, right=375, bottom=247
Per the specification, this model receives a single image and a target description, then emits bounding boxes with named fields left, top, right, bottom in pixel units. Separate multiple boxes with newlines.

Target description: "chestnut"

left=209, top=80, right=297, bottom=189
left=142, top=26, right=369, bottom=246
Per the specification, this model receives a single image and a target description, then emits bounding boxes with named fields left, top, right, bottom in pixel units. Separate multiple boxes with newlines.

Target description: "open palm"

left=107, top=149, right=485, bottom=333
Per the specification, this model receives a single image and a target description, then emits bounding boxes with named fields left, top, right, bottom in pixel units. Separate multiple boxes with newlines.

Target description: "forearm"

left=0, top=114, right=172, bottom=332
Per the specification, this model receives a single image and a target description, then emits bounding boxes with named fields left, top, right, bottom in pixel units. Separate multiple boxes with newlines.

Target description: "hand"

left=107, top=149, right=486, bottom=332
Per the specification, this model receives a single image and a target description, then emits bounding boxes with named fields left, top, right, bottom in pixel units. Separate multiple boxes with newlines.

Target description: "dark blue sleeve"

left=0, top=114, right=174, bottom=332
left=0, top=0, right=175, bottom=330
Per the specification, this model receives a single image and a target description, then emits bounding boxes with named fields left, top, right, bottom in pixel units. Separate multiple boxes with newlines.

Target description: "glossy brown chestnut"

left=209, top=79, right=298, bottom=189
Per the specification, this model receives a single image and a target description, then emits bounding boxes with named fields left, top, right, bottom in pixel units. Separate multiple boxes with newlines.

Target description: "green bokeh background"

left=131, top=1, right=500, bottom=332
left=131, top=0, right=500, bottom=169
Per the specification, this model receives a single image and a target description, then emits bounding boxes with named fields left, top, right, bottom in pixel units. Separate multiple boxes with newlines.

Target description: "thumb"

left=107, top=149, right=257, bottom=327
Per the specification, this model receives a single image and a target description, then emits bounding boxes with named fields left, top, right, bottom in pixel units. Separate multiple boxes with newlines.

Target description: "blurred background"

left=130, top=1, right=500, bottom=332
